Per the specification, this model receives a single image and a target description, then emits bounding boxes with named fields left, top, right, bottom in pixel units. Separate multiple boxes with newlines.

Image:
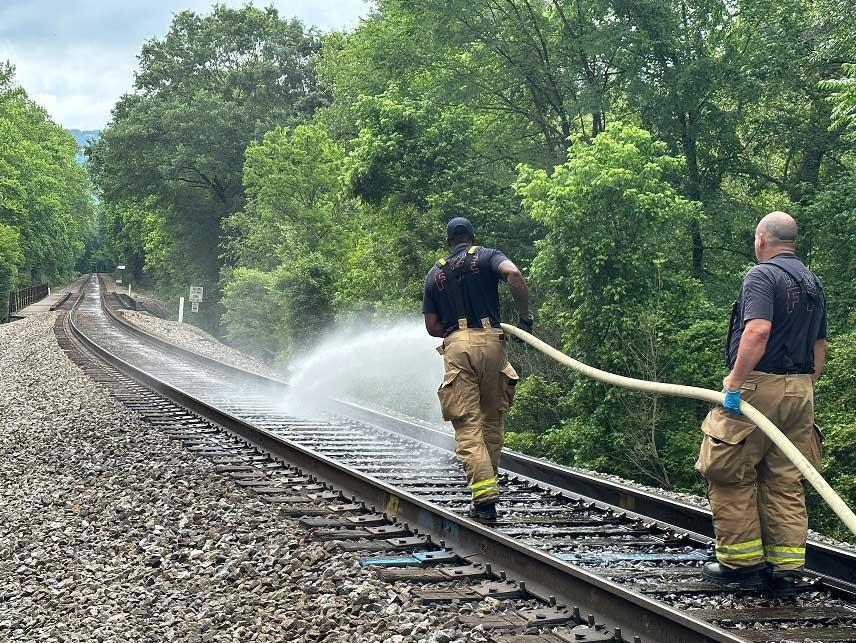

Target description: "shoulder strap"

left=760, top=257, right=824, bottom=302
left=438, top=248, right=470, bottom=324
left=760, top=257, right=802, bottom=285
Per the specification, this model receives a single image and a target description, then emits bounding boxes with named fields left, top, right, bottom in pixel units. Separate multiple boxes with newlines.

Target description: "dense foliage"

left=89, top=5, right=323, bottom=322
left=91, top=2, right=856, bottom=538
left=0, top=63, right=94, bottom=319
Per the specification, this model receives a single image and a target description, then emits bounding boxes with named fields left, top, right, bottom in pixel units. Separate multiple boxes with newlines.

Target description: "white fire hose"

left=500, top=323, right=856, bottom=538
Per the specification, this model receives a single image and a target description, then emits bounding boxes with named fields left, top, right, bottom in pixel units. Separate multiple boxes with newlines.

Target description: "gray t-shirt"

left=727, top=253, right=827, bottom=373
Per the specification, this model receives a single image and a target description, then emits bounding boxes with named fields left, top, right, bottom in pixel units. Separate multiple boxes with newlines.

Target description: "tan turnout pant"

left=695, top=372, right=822, bottom=571
left=437, top=328, right=519, bottom=505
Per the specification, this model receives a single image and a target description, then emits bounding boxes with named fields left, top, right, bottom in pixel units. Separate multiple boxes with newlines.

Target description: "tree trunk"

left=679, top=111, right=704, bottom=280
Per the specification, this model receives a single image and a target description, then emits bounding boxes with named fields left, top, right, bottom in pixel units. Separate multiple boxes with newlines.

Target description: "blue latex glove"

left=723, top=388, right=742, bottom=415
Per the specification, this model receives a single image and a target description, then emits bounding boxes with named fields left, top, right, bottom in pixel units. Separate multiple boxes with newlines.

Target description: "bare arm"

left=424, top=312, right=446, bottom=338
left=724, top=318, right=771, bottom=391
left=812, top=338, right=827, bottom=384
left=497, top=259, right=531, bottom=318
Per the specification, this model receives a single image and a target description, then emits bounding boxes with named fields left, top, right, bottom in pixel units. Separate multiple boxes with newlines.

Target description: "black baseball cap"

left=446, top=217, right=475, bottom=240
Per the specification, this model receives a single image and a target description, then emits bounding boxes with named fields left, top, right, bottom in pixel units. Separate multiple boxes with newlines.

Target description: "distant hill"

left=68, top=129, right=100, bottom=164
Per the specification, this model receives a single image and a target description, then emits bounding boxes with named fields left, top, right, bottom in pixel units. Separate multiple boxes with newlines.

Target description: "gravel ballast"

left=0, top=313, right=499, bottom=642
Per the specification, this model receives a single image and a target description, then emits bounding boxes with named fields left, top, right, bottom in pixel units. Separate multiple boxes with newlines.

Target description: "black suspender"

left=436, top=246, right=479, bottom=329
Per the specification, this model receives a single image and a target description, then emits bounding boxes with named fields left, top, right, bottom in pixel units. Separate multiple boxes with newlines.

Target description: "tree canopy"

left=0, top=63, right=94, bottom=318
left=89, top=5, right=323, bottom=321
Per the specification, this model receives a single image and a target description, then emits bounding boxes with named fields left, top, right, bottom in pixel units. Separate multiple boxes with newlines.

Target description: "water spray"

left=279, top=319, right=444, bottom=422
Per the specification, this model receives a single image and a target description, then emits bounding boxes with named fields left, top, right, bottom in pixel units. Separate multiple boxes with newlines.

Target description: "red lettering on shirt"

left=435, top=270, right=447, bottom=291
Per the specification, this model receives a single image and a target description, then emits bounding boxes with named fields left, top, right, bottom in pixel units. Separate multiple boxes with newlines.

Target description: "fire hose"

left=500, top=323, right=856, bottom=538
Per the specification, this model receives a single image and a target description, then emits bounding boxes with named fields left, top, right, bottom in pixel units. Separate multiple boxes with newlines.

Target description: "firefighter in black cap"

left=422, top=217, right=532, bottom=521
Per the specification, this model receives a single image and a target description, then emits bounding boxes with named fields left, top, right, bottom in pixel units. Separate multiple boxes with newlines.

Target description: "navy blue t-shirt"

left=422, top=244, right=509, bottom=336
left=727, top=253, right=827, bottom=373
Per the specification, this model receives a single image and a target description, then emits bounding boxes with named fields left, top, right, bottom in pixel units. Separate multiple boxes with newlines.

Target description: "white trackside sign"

left=189, top=286, right=204, bottom=303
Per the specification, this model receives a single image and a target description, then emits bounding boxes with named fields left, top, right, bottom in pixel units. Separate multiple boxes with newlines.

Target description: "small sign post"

left=191, top=302, right=199, bottom=313
left=178, top=296, right=185, bottom=324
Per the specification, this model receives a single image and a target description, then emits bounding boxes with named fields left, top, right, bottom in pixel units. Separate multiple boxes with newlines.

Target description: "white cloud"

left=0, top=0, right=369, bottom=130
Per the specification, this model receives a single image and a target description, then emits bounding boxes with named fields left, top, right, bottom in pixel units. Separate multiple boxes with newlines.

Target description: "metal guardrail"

left=6, top=283, right=48, bottom=320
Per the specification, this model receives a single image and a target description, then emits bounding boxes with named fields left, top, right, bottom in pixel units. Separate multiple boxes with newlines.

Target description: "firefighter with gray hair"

left=698, top=210, right=827, bottom=596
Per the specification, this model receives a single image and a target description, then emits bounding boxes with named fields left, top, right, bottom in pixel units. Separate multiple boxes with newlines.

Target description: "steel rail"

left=97, top=277, right=287, bottom=389
left=89, top=276, right=856, bottom=593
left=64, top=279, right=751, bottom=643
left=328, top=400, right=856, bottom=594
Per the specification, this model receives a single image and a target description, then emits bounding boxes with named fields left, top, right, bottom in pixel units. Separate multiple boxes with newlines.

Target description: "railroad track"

left=53, top=274, right=856, bottom=643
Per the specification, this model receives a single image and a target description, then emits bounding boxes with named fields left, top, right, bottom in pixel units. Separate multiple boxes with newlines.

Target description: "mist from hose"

left=278, top=318, right=445, bottom=424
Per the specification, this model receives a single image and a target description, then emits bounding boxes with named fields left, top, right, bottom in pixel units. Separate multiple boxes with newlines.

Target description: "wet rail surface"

left=63, top=276, right=856, bottom=643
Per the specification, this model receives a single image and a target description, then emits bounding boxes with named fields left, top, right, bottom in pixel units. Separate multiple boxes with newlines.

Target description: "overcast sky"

left=0, top=1, right=367, bottom=130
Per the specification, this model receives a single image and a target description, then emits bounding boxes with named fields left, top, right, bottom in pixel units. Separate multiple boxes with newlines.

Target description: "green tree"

left=89, top=6, right=323, bottom=310
left=323, top=0, right=634, bottom=164
left=0, top=223, right=22, bottom=321
left=823, top=64, right=856, bottom=133
left=338, top=92, right=534, bottom=311
left=220, top=257, right=336, bottom=361
left=220, top=121, right=346, bottom=358
left=803, top=175, right=856, bottom=331
left=812, top=327, right=856, bottom=540
left=1, top=62, right=93, bottom=288
left=220, top=268, right=285, bottom=360
left=223, top=123, right=347, bottom=270
left=515, top=124, right=716, bottom=486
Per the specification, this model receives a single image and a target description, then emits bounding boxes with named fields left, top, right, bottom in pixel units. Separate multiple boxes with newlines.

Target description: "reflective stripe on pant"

left=765, top=545, right=806, bottom=567
left=437, top=328, right=518, bottom=505
left=696, top=372, right=819, bottom=571
left=471, top=476, right=499, bottom=501
left=716, top=538, right=765, bottom=566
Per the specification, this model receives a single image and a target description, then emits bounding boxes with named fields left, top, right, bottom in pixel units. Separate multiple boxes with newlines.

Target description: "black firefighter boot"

left=768, top=569, right=815, bottom=598
left=702, top=561, right=769, bottom=589
left=468, top=501, right=498, bottom=523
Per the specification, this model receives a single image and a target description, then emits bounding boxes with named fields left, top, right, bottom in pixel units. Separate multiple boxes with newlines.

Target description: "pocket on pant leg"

left=695, top=407, right=757, bottom=483
left=438, top=368, right=465, bottom=421
left=498, top=363, right=519, bottom=412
